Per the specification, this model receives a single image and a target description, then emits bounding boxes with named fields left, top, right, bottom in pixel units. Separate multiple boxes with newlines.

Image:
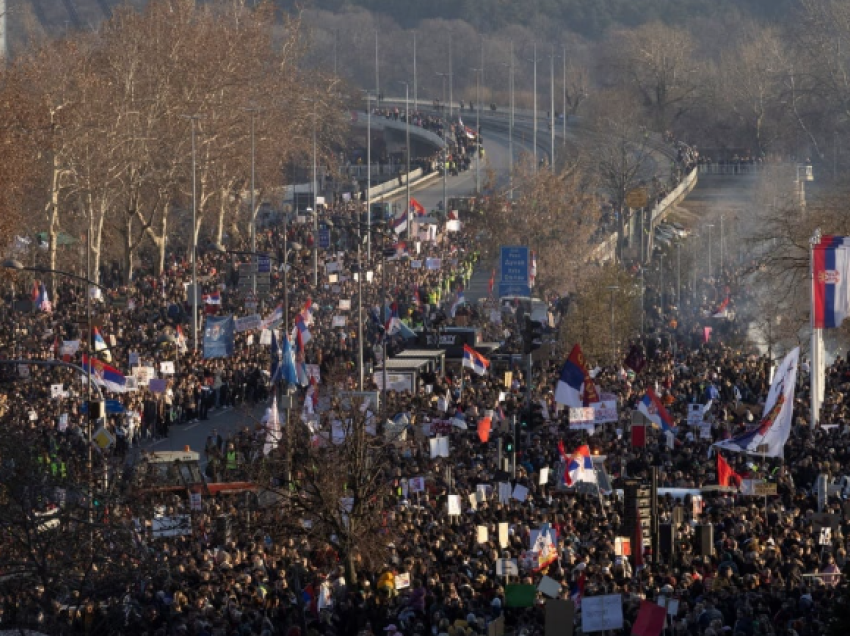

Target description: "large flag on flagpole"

left=813, top=236, right=850, bottom=328
left=713, top=347, right=799, bottom=458
left=81, top=355, right=128, bottom=393
left=637, top=388, right=675, bottom=432
left=462, top=344, right=489, bottom=375
left=554, top=344, right=589, bottom=408
left=263, top=396, right=281, bottom=456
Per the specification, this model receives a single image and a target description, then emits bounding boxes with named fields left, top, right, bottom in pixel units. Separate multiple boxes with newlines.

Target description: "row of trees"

left=297, top=0, right=850, bottom=173
left=1, top=0, right=344, bottom=282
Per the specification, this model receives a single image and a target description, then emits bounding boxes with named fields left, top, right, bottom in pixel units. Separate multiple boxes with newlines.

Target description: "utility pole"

left=562, top=45, right=567, bottom=144
left=413, top=32, right=418, bottom=112
left=375, top=31, right=380, bottom=105
left=532, top=43, right=538, bottom=171
left=549, top=49, right=555, bottom=169
left=471, top=67, right=482, bottom=193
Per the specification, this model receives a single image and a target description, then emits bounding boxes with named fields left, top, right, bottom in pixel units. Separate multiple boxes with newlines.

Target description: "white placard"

left=394, top=573, right=411, bottom=589
left=328, top=273, right=338, bottom=284
left=51, top=384, right=64, bottom=399
left=429, top=436, right=449, bottom=458
left=446, top=219, right=461, bottom=232
left=499, top=522, right=509, bottom=548
left=538, top=575, right=561, bottom=598
left=447, top=494, right=461, bottom=516
left=160, top=361, right=175, bottom=375
left=511, top=484, right=529, bottom=502
left=58, top=413, right=69, bottom=432
left=477, top=525, right=488, bottom=543
left=426, top=258, right=441, bottom=270
left=592, top=400, right=619, bottom=424
left=129, top=351, right=140, bottom=366
left=259, top=329, right=272, bottom=346
left=326, top=261, right=340, bottom=273
left=235, top=314, right=262, bottom=333
left=332, top=315, right=347, bottom=328
left=539, top=467, right=550, bottom=485
left=339, top=299, right=351, bottom=311
left=569, top=407, right=595, bottom=425
left=688, top=403, right=704, bottom=425
left=820, top=527, right=832, bottom=546
left=581, top=594, right=624, bottom=633
left=410, top=259, right=422, bottom=269
left=498, top=482, right=512, bottom=504
left=699, top=423, right=712, bottom=439
left=366, top=271, right=374, bottom=282
left=124, top=377, right=139, bottom=391
left=496, top=558, right=518, bottom=576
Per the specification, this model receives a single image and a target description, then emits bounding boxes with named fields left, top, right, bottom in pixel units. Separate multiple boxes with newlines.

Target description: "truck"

left=130, top=448, right=258, bottom=499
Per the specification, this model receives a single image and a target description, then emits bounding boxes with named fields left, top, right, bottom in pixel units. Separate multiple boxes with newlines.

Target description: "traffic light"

left=504, top=434, right=515, bottom=453
left=522, top=316, right=544, bottom=354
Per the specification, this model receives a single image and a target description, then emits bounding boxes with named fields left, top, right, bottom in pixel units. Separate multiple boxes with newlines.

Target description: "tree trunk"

left=124, top=216, right=134, bottom=281
left=155, top=202, right=169, bottom=275
left=47, top=152, right=61, bottom=293
left=216, top=186, right=228, bottom=246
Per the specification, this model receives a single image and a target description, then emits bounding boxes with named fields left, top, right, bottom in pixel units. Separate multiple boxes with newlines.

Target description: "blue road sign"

left=499, top=246, right=530, bottom=296
left=318, top=228, right=331, bottom=249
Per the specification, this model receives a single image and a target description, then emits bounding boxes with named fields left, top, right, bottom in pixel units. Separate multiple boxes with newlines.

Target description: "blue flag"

left=270, top=330, right=282, bottom=382
left=280, top=333, right=298, bottom=386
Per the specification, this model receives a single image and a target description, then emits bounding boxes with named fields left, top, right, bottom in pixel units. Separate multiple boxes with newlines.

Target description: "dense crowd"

left=0, top=137, right=848, bottom=636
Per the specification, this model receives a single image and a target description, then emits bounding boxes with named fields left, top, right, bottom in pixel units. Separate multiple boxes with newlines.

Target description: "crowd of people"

left=0, top=128, right=848, bottom=636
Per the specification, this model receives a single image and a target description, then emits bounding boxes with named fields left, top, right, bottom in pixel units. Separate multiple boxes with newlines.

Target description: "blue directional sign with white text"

left=256, top=256, right=271, bottom=273
left=499, top=245, right=530, bottom=297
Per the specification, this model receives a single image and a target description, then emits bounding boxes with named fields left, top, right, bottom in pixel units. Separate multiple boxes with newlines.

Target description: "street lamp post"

left=549, top=49, right=557, bottom=169
left=243, top=107, right=259, bottom=294
left=706, top=223, right=714, bottom=281
left=360, top=90, right=373, bottom=260
left=562, top=45, right=568, bottom=145
left=659, top=253, right=665, bottom=315
left=471, top=67, right=482, bottom=193
left=607, top=285, right=620, bottom=366
left=180, top=114, right=201, bottom=352
left=676, top=241, right=681, bottom=306
left=796, top=163, right=814, bottom=211
left=398, top=81, right=412, bottom=239
left=531, top=44, right=538, bottom=170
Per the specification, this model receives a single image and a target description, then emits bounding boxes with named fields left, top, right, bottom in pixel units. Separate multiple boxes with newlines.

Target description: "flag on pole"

left=292, top=314, right=312, bottom=345
left=299, top=299, right=314, bottom=326
left=263, top=396, right=281, bottom=456
left=81, top=355, right=128, bottom=393
left=713, top=347, right=799, bottom=458
left=717, top=453, right=741, bottom=488
left=409, top=197, right=426, bottom=216
left=564, top=444, right=597, bottom=486
left=92, top=327, right=111, bottom=362
left=637, top=388, right=676, bottom=432
left=462, top=344, right=489, bottom=375
left=813, top=235, right=850, bottom=328
left=450, top=292, right=465, bottom=318
left=393, top=213, right=408, bottom=235
left=280, top=332, right=299, bottom=386
left=712, top=297, right=730, bottom=318
left=488, top=269, right=495, bottom=297
left=555, top=344, right=590, bottom=408
left=531, top=524, right=558, bottom=572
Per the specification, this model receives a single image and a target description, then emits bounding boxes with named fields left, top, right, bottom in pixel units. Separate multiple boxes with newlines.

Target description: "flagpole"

left=810, top=229, right=822, bottom=428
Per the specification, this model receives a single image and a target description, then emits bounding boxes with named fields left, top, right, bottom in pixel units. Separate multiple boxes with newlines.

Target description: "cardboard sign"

left=592, top=400, right=618, bottom=424
left=688, top=403, right=704, bottom=425
left=160, top=361, right=175, bottom=375
left=581, top=594, right=624, bottom=633
left=499, top=522, right=509, bottom=549
left=395, top=573, right=411, bottom=589
left=496, top=558, right=518, bottom=577
left=332, top=315, right=347, bottom=328
left=447, top=494, right=461, bottom=516
left=339, top=299, right=351, bottom=311
left=537, top=575, right=561, bottom=599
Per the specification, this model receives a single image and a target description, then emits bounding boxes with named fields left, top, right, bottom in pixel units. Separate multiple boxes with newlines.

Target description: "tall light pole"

left=398, top=81, right=412, bottom=239
left=501, top=42, right=515, bottom=199
left=562, top=45, right=568, bottom=145
left=413, top=32, right=418, bottom=113
left=243, top=106, right=259, bottom=294
left=720, top=214, right=725, bottom=277
left=607, top=285, right=620, bottom=366
left=676, top=241, right=681, bottom=306
left=375, top=30, right=380, bottom=104
left=471, top=67, right=482, bottom=193
left=436, top=72, right=451, bottom=115
left=549, top=49, right=556, bottom=169
left=362, top=89, right=373, bottom=260
left=303, top=99, right=319, bottom=286
left=659, top=253, right=665, bottom=314
left=706, top=223, right=715, bottom=281
left=448, top=38, right=453, bottom=121
left=180, top=114, right=201, bottom=352
left=531, top=44, right=538, bottom=170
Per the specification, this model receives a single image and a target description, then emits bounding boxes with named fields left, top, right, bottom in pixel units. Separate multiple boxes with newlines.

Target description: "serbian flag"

left=813, top=235, right=850, bottom=328
left=488, top=269, right=495, bottom=297
left=717, top=453, right=742, bottom=488
left=292, top=314, right=312, bottom=345
left=554, top=344, right=589, bottom=408
left=565, top=445, right=596, bottom=486
left=409, top=197, right=426, bottom=216
left=712, top=297, right=730, bottom=318
left=637, top=388, right=675, bottom=432
left=30, top=280, right=39, bottom=302
left=393, top=212, right=408, bottom=235
left=203, top=291, right=221, bottom=305
left=462, top=344, right=489, bottom=375
left=570, top=572, right=586, bottom=609
left=92, top=327, right=112, bottom=362
left=81, top=355, right=128, bottom=393
left=450, top=292, right=465, bottom=318
left=412, top=288, right=422, bottom=307
left=300, top=298, right=314, bottom=326
left=529, top=251, right=537, bottom=287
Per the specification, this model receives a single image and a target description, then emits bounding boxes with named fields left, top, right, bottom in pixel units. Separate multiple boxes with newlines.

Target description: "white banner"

left=592, top=400, right=618, bottom=424
left=235, top=314, right=262, bottom=333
